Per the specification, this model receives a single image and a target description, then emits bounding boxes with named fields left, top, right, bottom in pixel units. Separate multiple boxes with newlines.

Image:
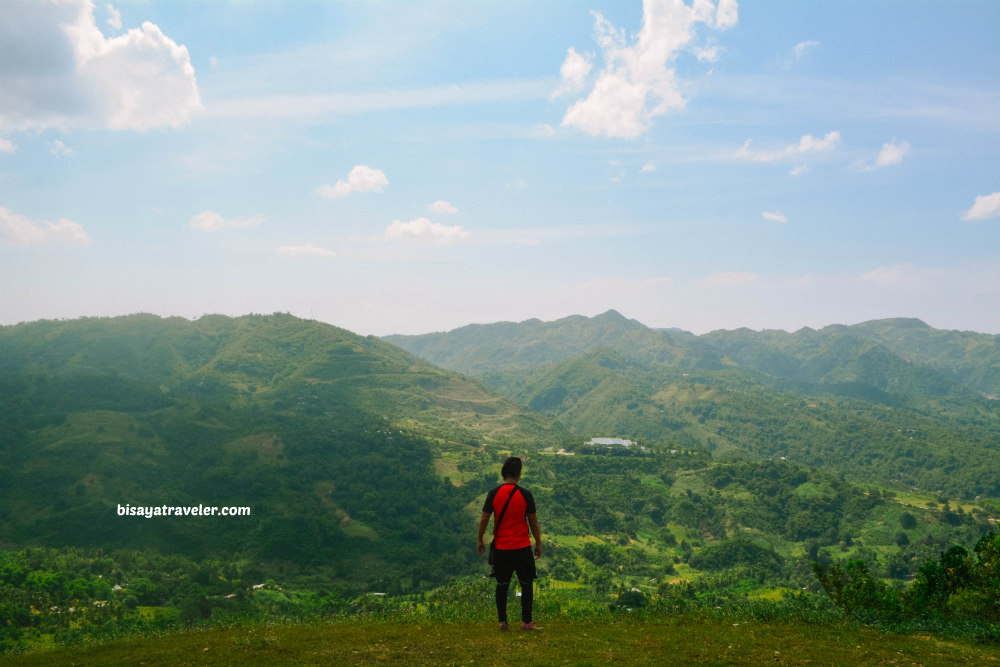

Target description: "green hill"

left=0, top=313, right=565, bottom=590
left=698, top=321, right=997, bottom=406
left=0, top=313, right=565, bottom=448
left=384, top=310, right=705, bottom=396
left=386, top=313, right=1000, bottom=498
left=842, top=318, right=1000, bottom=399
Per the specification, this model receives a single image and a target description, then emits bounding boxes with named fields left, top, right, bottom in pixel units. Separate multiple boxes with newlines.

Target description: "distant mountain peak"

left=854, top=317, right=931, bottom=330
left=589, top=309, right=644, bottom=329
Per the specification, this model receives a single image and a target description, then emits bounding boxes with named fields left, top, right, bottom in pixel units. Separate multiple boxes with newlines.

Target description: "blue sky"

left=1, top=0, right=998, bottom=335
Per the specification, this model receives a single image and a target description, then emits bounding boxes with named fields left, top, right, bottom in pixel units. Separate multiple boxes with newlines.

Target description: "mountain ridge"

left=384, top=312, right=999, bottom=401
left=384, top=311, right=1000, bottom=498
left=0, top=312, right=567, bottom=447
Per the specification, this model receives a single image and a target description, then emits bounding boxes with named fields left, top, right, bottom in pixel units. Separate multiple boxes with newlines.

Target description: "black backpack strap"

left=493, top=484, right=520, bottom=538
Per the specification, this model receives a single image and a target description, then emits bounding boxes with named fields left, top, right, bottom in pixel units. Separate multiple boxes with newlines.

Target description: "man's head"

left=501, top=456, right=522, bottom=481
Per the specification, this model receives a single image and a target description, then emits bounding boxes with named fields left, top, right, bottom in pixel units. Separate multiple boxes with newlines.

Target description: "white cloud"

left=875, top=140, right=910, bottom=167
left=694, top=271, right=756, bottom=287
left=735, top=131, right=841, bottom=162
left=782, top=40, right=819, bottom=70
left=552, top=47, right=593, bottom=99
left=0, top=0, right=201, bottom=132
left=0, top=206, right=91, bottom=247
left=48, top=140, right=75, bottom=156
left=0, top=139, right=15, bottom=153
left=856, top=139, right=910, bottom=171
left=762, top=210, right=787, bottom=223
left=105, top=4, right=121, bottom=31
left=715, top=0, right=739, bottom=29
left=384, top=217, right=470, bottom=244
left=793, top=40, right=820, bottom=59
left=693, top=44, right=720, bottom=63
left=276, top=244, right=336, bottom=258
left=640, top=162, right=656, bottom=173
left=531, top=123, right=557, bottom=138
left=318, top=165, right=388, bottom=199
left=875, top=139, right=910, bottom=167
left=559, top=0, right=737, bottom=139
left=798, top=132, right=840, bottom=152
left=962, top=192, right=1000, bottom=221
left=428, top=200, right=458, bottom=214
left=188, top=210, right=263, bottom=231
left=860, top=264, right=922, bottom=288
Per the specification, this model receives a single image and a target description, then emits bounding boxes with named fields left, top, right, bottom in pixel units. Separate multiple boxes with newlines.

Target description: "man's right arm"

left=476, top=488, right=496, bottom=558
left=476, top=511, right=491, bottom=557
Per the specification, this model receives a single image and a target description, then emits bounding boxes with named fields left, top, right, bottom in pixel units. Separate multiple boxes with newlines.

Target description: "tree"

left=909, top=545, right=973, bottom=614
left=811, top=559, right=902, bottom=621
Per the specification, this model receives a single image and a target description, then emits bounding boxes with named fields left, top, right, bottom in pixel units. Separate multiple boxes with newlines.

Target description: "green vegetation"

left=812, top=528, right=1000, bottom=637
left=1, top=312, right=998, bottom=659
left=2, top=447, right=995, bottom=653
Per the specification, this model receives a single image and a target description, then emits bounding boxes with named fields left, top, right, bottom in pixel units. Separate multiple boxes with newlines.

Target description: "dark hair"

left=500, top=456, right=522, bottom=480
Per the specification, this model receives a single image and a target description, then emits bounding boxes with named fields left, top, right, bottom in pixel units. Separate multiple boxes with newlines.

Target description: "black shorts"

left=493, top=546, right=536, bottom=583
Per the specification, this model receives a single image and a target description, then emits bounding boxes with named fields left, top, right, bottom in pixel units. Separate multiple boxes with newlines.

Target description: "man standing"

left=477, top=456, right=543, bottom=631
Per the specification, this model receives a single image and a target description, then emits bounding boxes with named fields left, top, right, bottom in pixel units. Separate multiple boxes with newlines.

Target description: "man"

left=476, top=456, right=543, bottom=631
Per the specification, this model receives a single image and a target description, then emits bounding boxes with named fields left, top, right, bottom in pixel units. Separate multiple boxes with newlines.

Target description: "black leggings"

left=493, top=547, right=536, bottom=624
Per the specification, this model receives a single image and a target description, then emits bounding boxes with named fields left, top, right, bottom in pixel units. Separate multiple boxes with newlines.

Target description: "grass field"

left=3, top=616, right=998, bottom=667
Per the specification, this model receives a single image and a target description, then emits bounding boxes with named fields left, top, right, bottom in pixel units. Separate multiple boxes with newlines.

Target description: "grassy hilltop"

left=4, top=616, right=999, bottom=667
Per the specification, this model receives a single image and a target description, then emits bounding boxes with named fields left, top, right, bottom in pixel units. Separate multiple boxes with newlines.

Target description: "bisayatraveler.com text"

left=117, top=503, right=251, bottom=518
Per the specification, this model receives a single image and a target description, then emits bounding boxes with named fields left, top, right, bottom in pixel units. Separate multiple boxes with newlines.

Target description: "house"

left=585, top=437, right=635, bottom=447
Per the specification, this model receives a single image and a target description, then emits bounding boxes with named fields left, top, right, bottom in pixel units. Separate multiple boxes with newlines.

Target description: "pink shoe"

left=498, top=622, right=509, bottom=631
left=520, top=622, right=542, bottom=631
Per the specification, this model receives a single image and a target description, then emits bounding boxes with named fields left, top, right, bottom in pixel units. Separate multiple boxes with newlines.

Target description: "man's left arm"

left=527, top=513, right=542, bottom=559
left=524, top=489, right=542, bottom=558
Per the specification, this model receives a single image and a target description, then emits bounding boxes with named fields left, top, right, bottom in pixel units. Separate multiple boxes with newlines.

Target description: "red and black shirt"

left=482, top=483, right=536, bottom=550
